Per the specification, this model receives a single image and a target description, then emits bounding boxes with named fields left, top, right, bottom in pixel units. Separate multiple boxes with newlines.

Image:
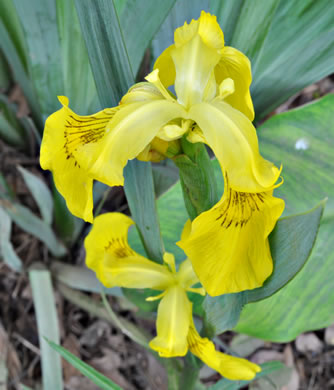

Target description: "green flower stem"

left=173, top=138, right=219, bottom=220
left=178, top=354, right=203, bottom=390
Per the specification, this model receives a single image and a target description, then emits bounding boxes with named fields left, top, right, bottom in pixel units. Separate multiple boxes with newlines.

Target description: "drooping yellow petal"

left=89, top=100, right=186, bottom=187
left=170, top=12, right=224, bottom=108
left=85, top=212, right=174, bottom=289
left=187, top=321, right=260, bottom=380
left=188, top=100, right=281, bottom=192
left=178, top=185, right=285, bottom=296
left=215, top=46, right=254, bottom=120
left=40, top=96, right=116, bottom=222
left=149, top=286, right=192, bottom=357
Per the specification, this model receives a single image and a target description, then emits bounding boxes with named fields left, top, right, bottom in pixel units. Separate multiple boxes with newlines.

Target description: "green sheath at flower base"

left=174, top=138, right=219, bottom=220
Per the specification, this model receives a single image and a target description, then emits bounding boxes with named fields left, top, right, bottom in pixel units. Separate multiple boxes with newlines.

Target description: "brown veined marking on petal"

left=187, top=325, right=206, bottom=356
left=215, top=187, right=264, bottom=229
left=63, top=109, right=117, bottom=165
left=104, top=236, right=136, bottom=258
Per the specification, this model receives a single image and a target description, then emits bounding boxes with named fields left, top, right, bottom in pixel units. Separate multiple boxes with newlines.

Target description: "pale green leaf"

left=18, top=166, right=53, bottom=225
left=0, top=207, right=23, bottom=272
left=13, top=0, right=64, bottom=118
left=1, top=200, right=66, bottom=257
left=29, top=267, right=63, bottom=390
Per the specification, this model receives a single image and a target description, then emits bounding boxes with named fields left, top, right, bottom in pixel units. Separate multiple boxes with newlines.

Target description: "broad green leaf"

left=74, top=0, right=134, bottom=107
left=0, top=207, right=22, bottom=272
left=0, top=51, right=10, bottom=90
left=0, top=104, right=25, bottom=147
left=0, top=19, right=42, bottom=128
left=0, top=94, right=29, bottom=148
left=18, top=166, right=53, bottom=225
left=29, top=267, right=63, bottom=390
left=235, top=95, right=334, bottom=341
left=51, top=261, right=123, bottom=297
left=209, top=361, right=285, bottom=390
left=13, top=0, right=64, bottom=118
left=124, top=160, right=164, bottom=262
left=75, top=0, right=165, bottom=263
left=204, top=293, right=246, bottom=336
left=152, top=161, right=179, bottom=198
left=46, top=339, right=122, bottom=390
left=56, top=0, right=100, bottom=114
left=246, top=201, right=325, bottom=303
left=0, top=0, right=29, bottom=71
left=210, top=0, right=334, bottom=119
left=1, top=200, right=66, bottom=257
left=116, top=0, right=176, bottom=76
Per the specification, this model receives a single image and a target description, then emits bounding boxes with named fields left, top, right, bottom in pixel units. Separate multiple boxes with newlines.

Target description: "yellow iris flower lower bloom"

left=84, top=212, right=260, bottom=380
left=178, top=175, right=285, bottom=296
left=40, top=11, right=280, bottom=223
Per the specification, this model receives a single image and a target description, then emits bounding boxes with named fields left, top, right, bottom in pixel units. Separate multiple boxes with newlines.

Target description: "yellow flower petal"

left=178, top=186, right=285, bottom=295
left=120, top=82, right=164, bottom=104
left=89, top=100, right=186, bottom=186
left=188, top=101, right=281, bottom=192
left=153, top=44, right=176, bottom=88
left=180, top=219, right=192, bottom=241
left=149, top=286, right=192, bottom=357
left=188, top=321, right=260, bottom=380
left=215, top=46, right=254, bottom=120
left=177, top=259, right=200, bottom=290
left=40, top=96, right=116, bottom=222
left=85, top=212, right=174, bottom=289
left=168, top=11, right=224, bottom=108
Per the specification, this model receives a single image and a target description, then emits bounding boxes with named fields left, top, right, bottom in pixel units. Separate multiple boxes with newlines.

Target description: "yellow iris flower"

left=84, top=212, right=261, bottom=380
left=40, top=10, right=284, bottom=295
left=40, top=11, right=280, bottom=222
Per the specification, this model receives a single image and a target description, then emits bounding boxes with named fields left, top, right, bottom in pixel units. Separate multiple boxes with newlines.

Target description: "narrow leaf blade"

left=0, top=207, right=23, bottom=272
left=46, top=340, right=122, bottom=390
left=18, top=166, right=53, bottom=225
left=29, top=268, right=63, bottom=390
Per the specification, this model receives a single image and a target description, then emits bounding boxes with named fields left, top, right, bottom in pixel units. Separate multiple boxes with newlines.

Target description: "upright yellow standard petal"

left=40, top=96, right=116, bottom=222
left=178, top=184, right=285, bottom=296
left=215, top=46, right=254, bottom=120
left=89, top=100, right=186, bottom=186
left=187, top=321, right=260, bottom=380
left=149, top=286, right=192, bottom=357
left=85, top=213, right=174, bottom=289
left=188, top=100, right=281, bottom=192
left=171, top=12, right=223, bottom=107
left=153, top=44, right=176, bottom=88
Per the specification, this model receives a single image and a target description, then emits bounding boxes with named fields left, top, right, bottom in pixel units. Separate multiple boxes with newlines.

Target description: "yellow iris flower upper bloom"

left=85, top=212, right=261, bottom=380
left=40, top=11, right=284, bottom=295
left=40, top=11, right=280, bottom=219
